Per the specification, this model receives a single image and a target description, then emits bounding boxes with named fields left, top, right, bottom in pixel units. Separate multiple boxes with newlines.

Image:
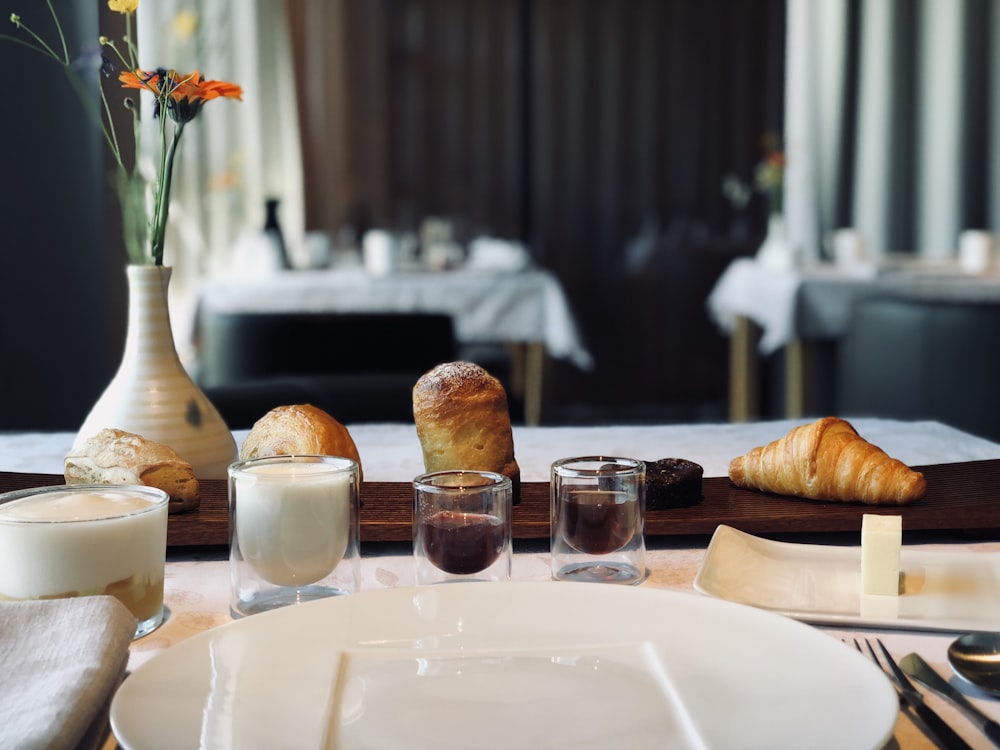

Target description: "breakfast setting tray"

left=2, top=459, right=999, bottom=546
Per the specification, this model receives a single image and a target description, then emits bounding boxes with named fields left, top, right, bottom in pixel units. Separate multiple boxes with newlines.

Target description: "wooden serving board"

left=2, top=460, right=999, bottom=547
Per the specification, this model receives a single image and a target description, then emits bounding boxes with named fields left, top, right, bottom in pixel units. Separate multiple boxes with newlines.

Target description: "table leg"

left=523, top=342, right=545, bottom=427
left=784, top=339, right=806, bottom=418
left=506, top=342, right=544, bottom=426
left=729, top=316, right=760, bottom=421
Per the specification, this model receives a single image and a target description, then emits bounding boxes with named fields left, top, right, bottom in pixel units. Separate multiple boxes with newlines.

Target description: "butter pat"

left=861, top=514, right=901, bottom=596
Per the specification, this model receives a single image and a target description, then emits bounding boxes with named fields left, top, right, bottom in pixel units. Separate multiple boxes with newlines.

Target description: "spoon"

left=948, top=633, right=1000, bottom=696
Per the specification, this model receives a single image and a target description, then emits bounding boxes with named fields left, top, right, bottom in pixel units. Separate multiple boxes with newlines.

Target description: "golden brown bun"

left=729, top=416, right=926, bottom=505
left=65, top=428, right=200, bottom=512
left=239, top=404, right=363, bottom=480
left=413, top=362, right=520, bottom=495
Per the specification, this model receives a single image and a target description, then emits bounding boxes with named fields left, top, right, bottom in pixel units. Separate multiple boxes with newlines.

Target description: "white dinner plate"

left=111, top=581, right=897, bottom=750
left=695, top=525, right=1000, bottom=632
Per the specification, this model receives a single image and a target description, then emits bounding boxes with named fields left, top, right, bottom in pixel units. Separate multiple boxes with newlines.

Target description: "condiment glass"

left=550, top=456, right=647, bottom=584
left=413, top=470, right=513, bottom=584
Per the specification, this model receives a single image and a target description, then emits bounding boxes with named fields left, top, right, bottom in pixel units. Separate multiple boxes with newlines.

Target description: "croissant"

left=728, top=417, right=926, bottom=505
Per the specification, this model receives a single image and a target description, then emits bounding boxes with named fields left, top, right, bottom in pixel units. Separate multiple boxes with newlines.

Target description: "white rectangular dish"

left=694, top=525, right=1000, bottom=632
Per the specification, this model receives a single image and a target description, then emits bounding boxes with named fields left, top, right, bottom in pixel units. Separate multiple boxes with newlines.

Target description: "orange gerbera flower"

left=120, top=68, right=242, bottom=123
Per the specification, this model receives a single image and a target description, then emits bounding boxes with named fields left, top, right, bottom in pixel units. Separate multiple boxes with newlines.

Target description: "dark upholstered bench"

left=835, top=297, right=1000, bottom=441
left=196, top=311, right=458, bottom=428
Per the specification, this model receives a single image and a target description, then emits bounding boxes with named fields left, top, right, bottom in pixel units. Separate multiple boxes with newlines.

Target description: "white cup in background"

left=363, top=229, right=397, bottom=276
left=958, top=230, right=995, bottom=274
left=830, top=228, right=866, bottom=267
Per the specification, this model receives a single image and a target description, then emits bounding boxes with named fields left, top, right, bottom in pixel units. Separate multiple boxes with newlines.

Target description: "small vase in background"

left=75, top=265, right=238, bottom=485
left=755, top=213, right=798, bottom=270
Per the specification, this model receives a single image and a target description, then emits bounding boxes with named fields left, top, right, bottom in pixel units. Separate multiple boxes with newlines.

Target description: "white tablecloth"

left=707, top=257, right=1000, bottom=354
left=7, top=418, right=1000, bottom=480
left=197, top=267, right=594, bottom=370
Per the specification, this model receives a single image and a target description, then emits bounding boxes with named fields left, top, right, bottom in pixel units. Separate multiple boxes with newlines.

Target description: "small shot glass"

left=229, top=455, right=361, bottom=618
left=550, top=456, right=647, bottom=584
left=413, top=470, right=513, bottom=585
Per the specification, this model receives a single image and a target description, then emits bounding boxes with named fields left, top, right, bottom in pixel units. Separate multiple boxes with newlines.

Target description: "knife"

left=901, top=652, right=1000, bottom=747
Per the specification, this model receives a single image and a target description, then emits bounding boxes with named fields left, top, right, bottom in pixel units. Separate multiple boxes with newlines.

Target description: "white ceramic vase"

left=755, top=213, right=798, bottom=270
left=75, top=265, right=238, bottom=479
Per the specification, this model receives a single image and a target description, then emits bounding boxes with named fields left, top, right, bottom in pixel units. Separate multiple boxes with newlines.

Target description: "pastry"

left=645, top=458, right=703, bottom=509
left=412, top=361, right=520, bottom=501
left=239, top=404, right=363, bottom=480
left=64, top=428, right=200, bottom=512
left=728, top=416, right=926, bottom=505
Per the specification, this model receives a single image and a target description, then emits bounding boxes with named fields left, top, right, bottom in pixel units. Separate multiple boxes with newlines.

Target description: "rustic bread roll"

left=239, top=404, right=363, bottom=480
left=412, top=362, right=520, bottom=499
left=64, top=428, right=200, bottom=513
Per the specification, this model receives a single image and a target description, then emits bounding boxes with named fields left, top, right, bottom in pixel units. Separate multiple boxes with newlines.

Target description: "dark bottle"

left=264, top=198, right=293, bottom=270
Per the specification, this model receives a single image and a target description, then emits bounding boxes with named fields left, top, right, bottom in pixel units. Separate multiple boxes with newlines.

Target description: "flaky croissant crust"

left=728, top=417, right=927, bottom=505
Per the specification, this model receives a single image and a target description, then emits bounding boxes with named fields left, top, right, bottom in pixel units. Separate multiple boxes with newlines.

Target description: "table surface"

left=708, top=256, right=1000, bottom=354
left=5, top=420, right=1000, bottom=750
left=197, top=266, right=594, bottom=369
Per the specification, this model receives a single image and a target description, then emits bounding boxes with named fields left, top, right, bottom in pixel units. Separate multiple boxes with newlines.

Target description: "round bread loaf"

left=412, top=362, right=520, bottom=498
left=65, top=427, right=200, bottom=513
left=239, top=404, right=363, bottom=480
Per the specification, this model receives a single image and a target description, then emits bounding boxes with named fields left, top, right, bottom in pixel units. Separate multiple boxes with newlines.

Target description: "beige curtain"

left=136, top=0, right=303, bottom=363
left=785, top=0, right=1000, bottom=262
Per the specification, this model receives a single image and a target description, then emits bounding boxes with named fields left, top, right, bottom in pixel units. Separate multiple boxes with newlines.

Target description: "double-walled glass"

left=550, top=456, right=647, bottom=584
left=229, top=455, right=360, bottom=617
left=413, top=470, right=513, bottom=584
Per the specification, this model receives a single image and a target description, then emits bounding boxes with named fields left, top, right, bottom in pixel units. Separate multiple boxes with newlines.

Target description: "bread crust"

left=728, top=416, right=926, bottom=504
left=412, top=362, right=520, bottom=494
left=64, top=428, right=200, bottom=511
left=239, top=404, right=363, bottom=480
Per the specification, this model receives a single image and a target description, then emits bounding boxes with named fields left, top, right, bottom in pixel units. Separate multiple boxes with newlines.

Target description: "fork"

left=855, top=638, right=974, bottom=750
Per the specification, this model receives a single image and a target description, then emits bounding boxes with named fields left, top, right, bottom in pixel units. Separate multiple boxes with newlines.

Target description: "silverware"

left=901, top=652, right=1000, bottom=747
left=854, top=638, right=974, bottom=750
left=948, top=632, right=1000, bottom=695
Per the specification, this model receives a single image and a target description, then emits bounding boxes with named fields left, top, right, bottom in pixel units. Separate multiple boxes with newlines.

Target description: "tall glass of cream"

left=0, top=484, right=169, bottom=638
left=228, top=455, right=361, bottom=617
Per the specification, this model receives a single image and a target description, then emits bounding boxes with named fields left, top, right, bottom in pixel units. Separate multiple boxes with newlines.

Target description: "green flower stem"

left=150, top=120, right=184, bottom=266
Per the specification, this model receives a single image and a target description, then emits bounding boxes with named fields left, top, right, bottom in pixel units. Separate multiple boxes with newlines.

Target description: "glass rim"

left=0, top=483, right=170, bottom=524
left=551, top=456, right=645, bottom=477
left=229, top=454, right=359, bottom=479
left=413, top=469, right=512, bottom=493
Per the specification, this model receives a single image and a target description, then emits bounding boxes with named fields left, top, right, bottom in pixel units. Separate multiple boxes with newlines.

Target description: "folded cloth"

left=0, top=596, right=137, bottom=750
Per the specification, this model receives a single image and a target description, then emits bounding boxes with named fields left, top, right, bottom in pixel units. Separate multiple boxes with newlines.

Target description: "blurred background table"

left=707, top=258, right=1000, bottom=438
left=196, top=268, right=593, bottom=426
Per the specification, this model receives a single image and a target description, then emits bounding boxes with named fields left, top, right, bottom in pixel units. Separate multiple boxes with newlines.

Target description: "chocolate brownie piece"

left=645, top=458, right=703, bottom=509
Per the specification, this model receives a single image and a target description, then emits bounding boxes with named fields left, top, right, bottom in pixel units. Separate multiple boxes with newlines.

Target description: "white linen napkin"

left=0, top=596, right=136, bottom=750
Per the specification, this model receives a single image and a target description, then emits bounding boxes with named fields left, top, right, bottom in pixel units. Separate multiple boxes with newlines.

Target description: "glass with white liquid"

left=0, top=484, right=169, bottom=638
left=229, top=455, right=361, bottom=617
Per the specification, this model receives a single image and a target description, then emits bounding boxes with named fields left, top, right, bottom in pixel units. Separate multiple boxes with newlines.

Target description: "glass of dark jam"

left=413, top=470, right=513, bottom=584
left=550, top=457, right=646, bottom=584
